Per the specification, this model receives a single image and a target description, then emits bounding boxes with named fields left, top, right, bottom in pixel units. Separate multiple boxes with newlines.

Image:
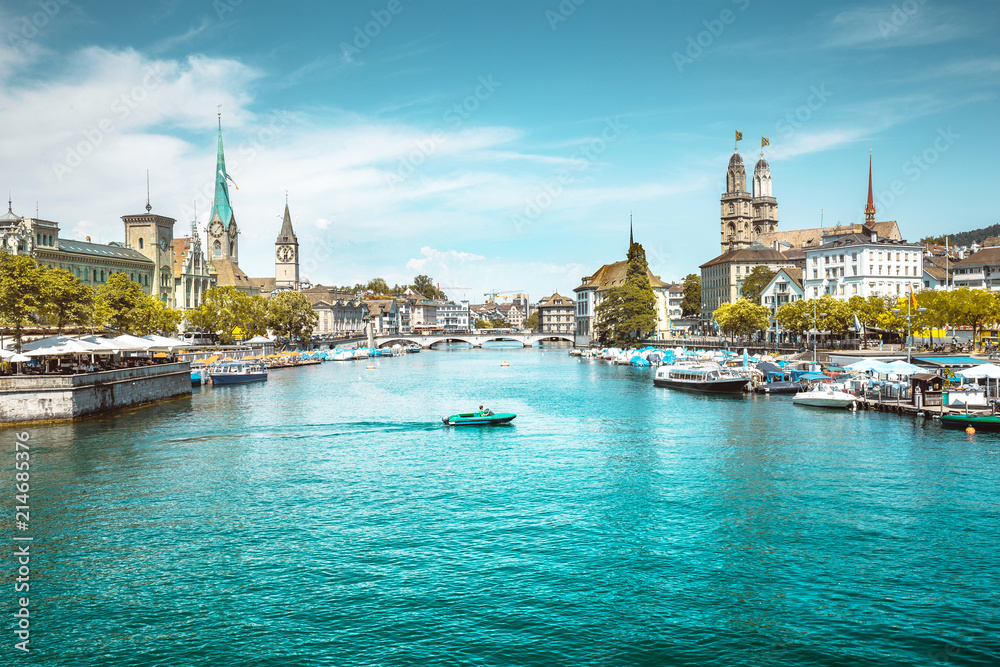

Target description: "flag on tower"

left=735, top=130, right=743, bottom=142
left=219, top=169, right=239, bottom=190
left=761, top=137, right=769, bottom=147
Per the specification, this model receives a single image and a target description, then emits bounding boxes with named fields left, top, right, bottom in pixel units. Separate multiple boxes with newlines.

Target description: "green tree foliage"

left=920, top=222, right=1000, bottom=248
left=95, top=272, right=150, bottom=334
left=196, top=286, right=267, bottom=344
left=39, top=267, right=93, bottom=333
left=0, top=251, right=44, bottom=350
left=523, top=311, right=538, bottom=331
left=132, top=300, right=183, bottom=336
left=713, top=298, right=770, bottom=338
left=365, top=278, right=390, bottom=295
left=595, top=242, right=657, bottom=346
left=948, top=288, right=999, bottom=349
left=775, top=299, right=811, bottom=334
left=739, top=266, right=775, bottom=304
left=410, top=274, right=447, bottom=301
left=680, top=273, right=701, bottom=317
left=268, top=291, right=319, bottom=342
left=474, top=318, right=491, bottom=329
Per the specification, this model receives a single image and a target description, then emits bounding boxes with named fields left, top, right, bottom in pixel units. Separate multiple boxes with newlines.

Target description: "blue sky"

left=1, top=0, right=997, bottom=302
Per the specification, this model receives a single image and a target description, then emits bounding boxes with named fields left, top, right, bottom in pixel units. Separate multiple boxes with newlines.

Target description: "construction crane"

left=438, top=284, right=471, bottom=298
left=484, top=289, right=525, bottom=304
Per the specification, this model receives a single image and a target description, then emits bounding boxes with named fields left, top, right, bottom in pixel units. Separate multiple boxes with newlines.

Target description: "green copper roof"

left=209, top=118, right=235, bottom=229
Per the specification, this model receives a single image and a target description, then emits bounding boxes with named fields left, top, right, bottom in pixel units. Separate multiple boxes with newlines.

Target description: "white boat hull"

left=792, top=390, right=856, bottom=408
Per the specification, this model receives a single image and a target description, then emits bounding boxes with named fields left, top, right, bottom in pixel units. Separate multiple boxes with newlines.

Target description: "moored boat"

left=940, top=412, right=1000, bottom=431
left=754, top=380, right=807, bottom=394
left=442, top=410, right=516, bottom=426
left=791, top=385, right=856, bottom=408
left=208, top=361, right=268, bottom=385
left=653, top=364, right=749, bottom=394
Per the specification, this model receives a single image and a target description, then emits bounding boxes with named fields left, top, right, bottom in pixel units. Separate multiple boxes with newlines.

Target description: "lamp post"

left=892, top=301, right=928, bottom=364
left=812, top=303, right=829, bottom=366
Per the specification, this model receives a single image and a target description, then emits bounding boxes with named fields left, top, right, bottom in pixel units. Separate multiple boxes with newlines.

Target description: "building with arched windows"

left=0, top=198, right=155, bottom=292
left=720, top=151, right=778, bottom=254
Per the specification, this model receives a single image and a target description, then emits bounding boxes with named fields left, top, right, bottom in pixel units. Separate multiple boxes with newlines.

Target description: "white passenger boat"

left=208, top=361, right=268, bottom=385
left=653, top=363, right=750, bottom=394
left=792, top=385, right=857, bottom=409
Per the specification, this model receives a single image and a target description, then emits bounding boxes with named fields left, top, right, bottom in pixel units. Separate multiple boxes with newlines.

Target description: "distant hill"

left=921, top=223, right=1000, bottom=247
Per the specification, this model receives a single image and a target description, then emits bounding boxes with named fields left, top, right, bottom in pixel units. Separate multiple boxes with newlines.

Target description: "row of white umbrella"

left=2, top=334, right=189, bottom=364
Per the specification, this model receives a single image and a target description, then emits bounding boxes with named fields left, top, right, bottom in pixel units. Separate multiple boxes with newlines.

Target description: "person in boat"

left=477, top=405, right=493, bottom=417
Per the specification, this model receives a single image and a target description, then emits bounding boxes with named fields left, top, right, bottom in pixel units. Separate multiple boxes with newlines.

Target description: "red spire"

left=864, top=153, right=876, bottom=224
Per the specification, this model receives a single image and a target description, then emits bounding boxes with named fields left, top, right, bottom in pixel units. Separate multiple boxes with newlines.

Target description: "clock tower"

left=207, top=112, right=238, bottom=265
left=123, top=198, right=175, bottom=306
left=275, top=197, right=300, bottom=291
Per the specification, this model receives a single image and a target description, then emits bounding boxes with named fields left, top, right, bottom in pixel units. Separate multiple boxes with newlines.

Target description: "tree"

left=132, top=300, right=182, bottom=336
left=739, top=266, right=775, bottom=304
left=914, top=289, right=950, bottom=346
left=949, top=288, right=1000, bottom=350
left=523, top=311, right=538, bottom=331
left=713, top=299, right=770, bottom=338
left=595, top=241, right=657, bottom=346
left=236, top=295, right=270, bottom=340
left=365, top=278, right=390, bottom=295
left=410, top=274, right=447, bottom=300
left=680, top=273, right=701, bottom=317
left=198, top=286, right=249, bottom=344
left=268, top=291, right=319, bottom=342
left=0, top=251, right=44, bottom=350
left=39, top=267, right=93, bottom=332
left=474, top=318, right=492, bottom=329
left=775, top=299, right=810, bottom=335
left=95, top=273, right=149, bottom=334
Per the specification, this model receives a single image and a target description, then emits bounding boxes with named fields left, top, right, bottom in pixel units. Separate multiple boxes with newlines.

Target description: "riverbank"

left=0, top=362, right=191, bottom=424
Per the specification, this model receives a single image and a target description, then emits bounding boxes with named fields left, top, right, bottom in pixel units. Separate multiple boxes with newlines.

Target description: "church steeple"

left=864, top=153, right=876, bottom=225
left=206, top=108, right=238, bottom=265
left=277, top=199, right=298, bottom=244
left=210, top=113, right=234, bottom=230
left=274, top=195, right=300, bottom=291
left=629, top=213, right=633, bottom=247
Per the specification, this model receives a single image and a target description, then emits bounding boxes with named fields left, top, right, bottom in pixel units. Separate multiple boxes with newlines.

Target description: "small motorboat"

left=442, top=410, right=516, bottom=426
left=940, top=412, right=1000, bottom=431
left=792, top=385, right=856, bottom=408
left=191, top=371, right=204, bottom=387
left=754, top=380, right=807, bottom=394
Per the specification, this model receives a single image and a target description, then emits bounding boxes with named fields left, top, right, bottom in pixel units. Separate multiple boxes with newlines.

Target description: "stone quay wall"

left=0, top=362, right=192, bottom=423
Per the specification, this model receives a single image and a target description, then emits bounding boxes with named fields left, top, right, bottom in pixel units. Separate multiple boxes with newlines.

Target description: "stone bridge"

left=375, top=333, right=575, bottom=349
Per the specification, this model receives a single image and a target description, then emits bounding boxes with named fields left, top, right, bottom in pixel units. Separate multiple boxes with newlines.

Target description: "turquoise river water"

left=3, top=345, right=999, bottom=666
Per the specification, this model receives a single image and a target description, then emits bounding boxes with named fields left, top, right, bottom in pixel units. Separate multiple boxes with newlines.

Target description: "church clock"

left=208, top=220, right=224, bottom=237
left=228, top=222, right=239, bottom=238
left=276, top=245, right=294, bottom=262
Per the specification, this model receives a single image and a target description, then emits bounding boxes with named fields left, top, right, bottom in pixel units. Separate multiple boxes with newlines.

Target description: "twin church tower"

left=720, top=147, right=778, bottom=254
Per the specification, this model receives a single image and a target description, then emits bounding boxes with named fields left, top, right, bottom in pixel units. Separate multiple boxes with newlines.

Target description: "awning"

left=957, top=364, right=1000, bottom=379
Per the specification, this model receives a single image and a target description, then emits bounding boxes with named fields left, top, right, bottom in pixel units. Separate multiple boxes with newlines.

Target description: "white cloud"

left=826, top=5, right=986, bottom=48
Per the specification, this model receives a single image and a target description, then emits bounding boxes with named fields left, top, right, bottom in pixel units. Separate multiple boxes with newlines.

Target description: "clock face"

left=277, top=245, right=294, bottom=262
left=228, top=222, right=238, bottom=238
left=159, top=237, right=167, bottom=250
left=208, top=220, right=224, bottom=238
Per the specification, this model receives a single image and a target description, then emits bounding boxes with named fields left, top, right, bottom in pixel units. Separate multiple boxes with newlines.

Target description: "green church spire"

left=209, top=112, right=235, bottom=229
